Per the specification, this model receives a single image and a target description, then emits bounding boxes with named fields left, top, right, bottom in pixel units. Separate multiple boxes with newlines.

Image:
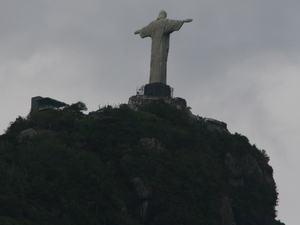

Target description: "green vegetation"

left=0, top=101, right=284, bottom=224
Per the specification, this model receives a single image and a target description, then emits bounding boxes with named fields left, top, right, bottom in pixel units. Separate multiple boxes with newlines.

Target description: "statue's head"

left=157, top=10, right=167, bottom=20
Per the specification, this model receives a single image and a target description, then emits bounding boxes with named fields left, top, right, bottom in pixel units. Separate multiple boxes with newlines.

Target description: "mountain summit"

left=0, top=100, right=284, bottom=225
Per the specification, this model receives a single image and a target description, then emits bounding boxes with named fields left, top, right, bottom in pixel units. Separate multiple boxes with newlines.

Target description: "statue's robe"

left=139, top=19, right=184, bottom=84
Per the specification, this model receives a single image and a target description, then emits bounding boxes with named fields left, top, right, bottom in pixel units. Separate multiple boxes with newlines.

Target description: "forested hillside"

left=0, top=100, right=285, bottom=225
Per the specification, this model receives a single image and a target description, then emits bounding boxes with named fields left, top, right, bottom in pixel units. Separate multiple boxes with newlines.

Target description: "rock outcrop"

left=139, top=137, right=165, bottom=153
left=131, top=177, right=153, bottom=222
left=220, top=197, right=236, bottom=225
left=225, top=153, right=244, bottom=187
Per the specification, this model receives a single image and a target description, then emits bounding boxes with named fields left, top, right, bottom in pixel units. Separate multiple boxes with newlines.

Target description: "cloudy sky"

left=1, top=0, right=298, bottom=223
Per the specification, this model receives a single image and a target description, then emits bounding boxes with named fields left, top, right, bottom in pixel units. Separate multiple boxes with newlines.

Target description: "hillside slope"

left=0, top=100, right=285, bottom=225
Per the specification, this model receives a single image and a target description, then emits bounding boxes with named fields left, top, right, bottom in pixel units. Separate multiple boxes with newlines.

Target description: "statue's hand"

left=184, top=19, right=193, bottom=23
left=134, top=30, right=140, bottom=35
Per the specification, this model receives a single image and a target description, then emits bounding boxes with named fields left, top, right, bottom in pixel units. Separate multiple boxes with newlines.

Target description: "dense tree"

left=0, top=101, right=284, bottom=225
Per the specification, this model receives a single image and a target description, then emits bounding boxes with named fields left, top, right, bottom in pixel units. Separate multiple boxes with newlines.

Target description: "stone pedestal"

left=144, top=82, right=171, bottom=97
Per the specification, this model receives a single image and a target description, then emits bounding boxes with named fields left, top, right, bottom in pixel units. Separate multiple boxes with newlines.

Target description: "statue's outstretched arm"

left=134, top=29, right=141, bottom=35
left=183, top=19, right=193, bottom=23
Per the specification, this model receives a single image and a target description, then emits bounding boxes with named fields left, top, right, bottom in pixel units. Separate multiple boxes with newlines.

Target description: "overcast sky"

left=1, top=1, right=299, bottom=223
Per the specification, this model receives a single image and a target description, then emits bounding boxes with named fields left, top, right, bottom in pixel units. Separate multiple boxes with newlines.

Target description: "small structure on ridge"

left=31, top=96, right=69, bottom=112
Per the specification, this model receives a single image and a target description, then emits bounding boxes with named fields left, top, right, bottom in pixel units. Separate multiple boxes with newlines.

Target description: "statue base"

left=144, top=82, right=171, bottom=97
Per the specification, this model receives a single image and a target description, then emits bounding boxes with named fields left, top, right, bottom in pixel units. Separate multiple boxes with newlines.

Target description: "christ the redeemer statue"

left=134, top=10, right=192, bottom=84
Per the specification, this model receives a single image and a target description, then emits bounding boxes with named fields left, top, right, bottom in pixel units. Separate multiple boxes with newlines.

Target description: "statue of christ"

left=134, top=10, right=193, bottom=84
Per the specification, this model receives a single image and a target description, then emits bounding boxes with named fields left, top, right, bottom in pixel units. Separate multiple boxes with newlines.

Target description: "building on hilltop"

left=31, top=96, right=69, bottom=112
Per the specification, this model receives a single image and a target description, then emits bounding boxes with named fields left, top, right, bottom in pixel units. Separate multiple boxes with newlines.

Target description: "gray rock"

left=220, top=197, right=236, bottom=225
left=140, top=137, right=164, bottom=153
left=18, top=128, right=37, bottom=142
left=131, top=177, right=153, bottom=200
left=225, top=153, right=244, bottom=187
left=131, top=177, right=153, bottom=222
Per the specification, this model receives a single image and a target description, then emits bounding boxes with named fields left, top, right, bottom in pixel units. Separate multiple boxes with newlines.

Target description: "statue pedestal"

left=144, top=82, right=171, bottom=97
